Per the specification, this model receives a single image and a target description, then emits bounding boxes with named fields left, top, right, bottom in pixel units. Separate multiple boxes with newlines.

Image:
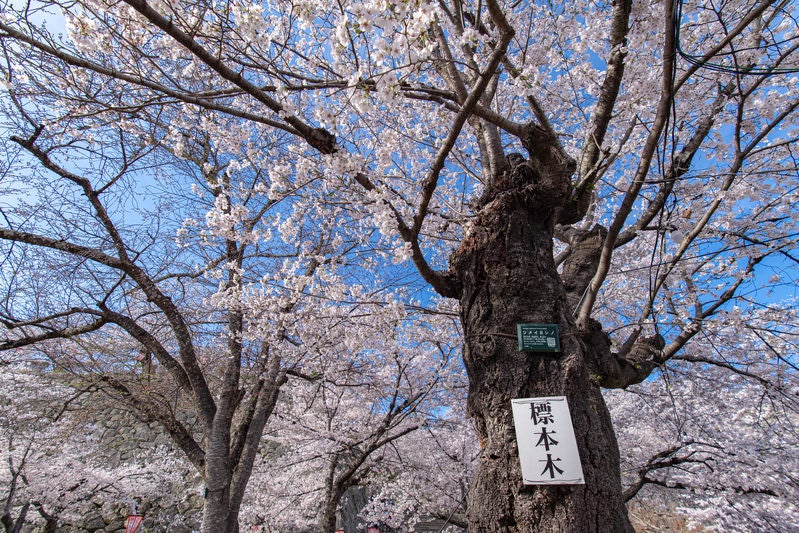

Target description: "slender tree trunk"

left=1, top=502, right=29, bottom=533
left=33, top=503, right=58, bottom=533
left=202, top=425, right=236, bottom=533
left=450, top=142, right=632, bottom=531
left=319, top=491, right=341, bottom=533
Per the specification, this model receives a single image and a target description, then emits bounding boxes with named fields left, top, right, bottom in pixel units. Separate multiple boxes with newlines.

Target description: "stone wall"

left=13, top=379, right=205, bottom=533
left=59, top=407, right=203, bottom=533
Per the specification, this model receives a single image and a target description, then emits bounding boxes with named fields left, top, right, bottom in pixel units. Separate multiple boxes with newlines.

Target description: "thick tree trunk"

left=450, top=140, right=632, bottom=532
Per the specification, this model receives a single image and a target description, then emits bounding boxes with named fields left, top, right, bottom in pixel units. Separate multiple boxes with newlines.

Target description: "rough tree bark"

left=447, top=125, right=633, bottom=532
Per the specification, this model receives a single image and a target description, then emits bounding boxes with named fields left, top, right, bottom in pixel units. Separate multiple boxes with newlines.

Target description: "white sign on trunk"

left=511, top=396, right=585, bottom=485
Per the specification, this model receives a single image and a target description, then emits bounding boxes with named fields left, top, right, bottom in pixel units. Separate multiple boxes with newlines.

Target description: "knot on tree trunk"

left=469, top=156, right=568, bottom=217
left=306, top=127, right=337, bottom=154
left=519, top=122, right=594, bottom=225
left=470, top=123, right=577, bottom=214
left=521, top=123, right=576, bottom=174
left=620, top=332, right=666, bottom=363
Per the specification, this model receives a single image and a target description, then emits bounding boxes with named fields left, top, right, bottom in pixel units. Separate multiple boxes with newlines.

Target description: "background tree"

left=0, top=363, right=69, bottom=533
left=358, top=391, right=477, bottom=531
left=610, top=377, right=799, bottom=532
left=242, top=300, right=462, bottom=531
left=1, top=0, right=798, bottom=531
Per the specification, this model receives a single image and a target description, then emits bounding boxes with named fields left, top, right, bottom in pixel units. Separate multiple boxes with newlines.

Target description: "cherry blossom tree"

left=610, top=369, right=799, bottom=530
left=1, top=0, right=798, bottom=531
left=240, top=299, right=464, bottom=531
left=357, top=394, right=477, bottom=531
left=608, top=299, right=799, bottom=531
left=0, top=364, right=68, bottom=533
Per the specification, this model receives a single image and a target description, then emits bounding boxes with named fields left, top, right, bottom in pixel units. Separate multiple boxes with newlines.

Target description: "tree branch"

left=578, top=0, right=633, bottom=188
left=0, top=226, right=216, bottom=425
left=120, top=0, right=336, bottom=153
left=577, top=0, right=677, bottom=329
left=0, top=21, right=299, bottom=135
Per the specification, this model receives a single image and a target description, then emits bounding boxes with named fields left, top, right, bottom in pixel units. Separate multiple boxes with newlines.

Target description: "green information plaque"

left=517, top=323, right=561, bottom=352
